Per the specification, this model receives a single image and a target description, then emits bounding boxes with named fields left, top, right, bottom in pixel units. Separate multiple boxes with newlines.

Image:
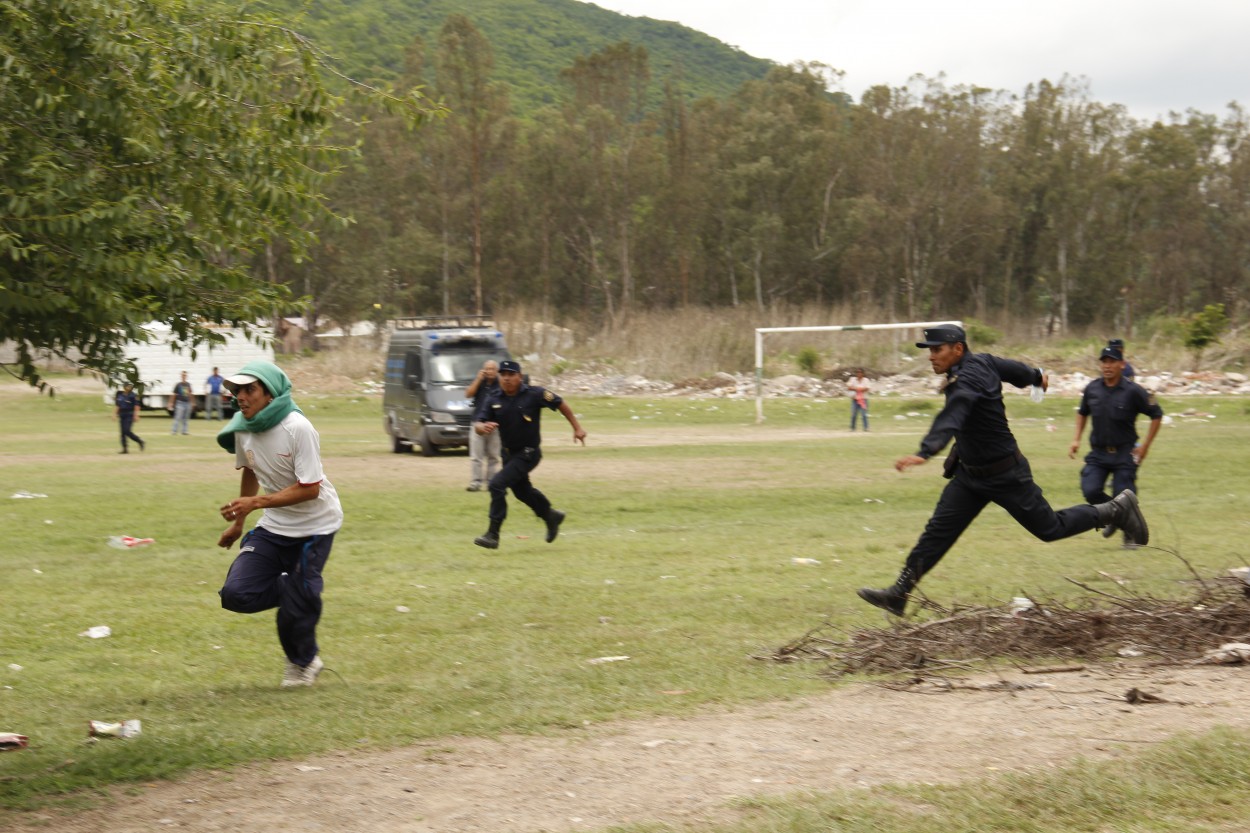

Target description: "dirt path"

left=26, top=664, right=1250, bottom=833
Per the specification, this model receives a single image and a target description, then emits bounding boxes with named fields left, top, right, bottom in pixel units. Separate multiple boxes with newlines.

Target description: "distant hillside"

left=255, top=0, right=775, bottom=111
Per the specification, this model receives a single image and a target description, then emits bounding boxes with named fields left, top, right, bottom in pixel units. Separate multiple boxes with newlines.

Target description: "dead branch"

left=768, top=575, right=1250, bottom=679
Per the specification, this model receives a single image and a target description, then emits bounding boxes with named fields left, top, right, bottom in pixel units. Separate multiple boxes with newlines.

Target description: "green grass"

left=2, top=378, right=1248, bottom=827
left=656, top=728, right=1250, bottom=833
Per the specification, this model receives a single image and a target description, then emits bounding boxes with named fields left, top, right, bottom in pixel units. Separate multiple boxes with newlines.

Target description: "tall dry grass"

left=279, top=304, right=1250, bottom=383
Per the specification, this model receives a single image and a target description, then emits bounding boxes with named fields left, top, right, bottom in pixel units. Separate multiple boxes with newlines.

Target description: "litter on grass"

left=89, top=720, right=141, bottom=739
left=107, top=536, right=155, bottom=549
left=586, top=655, right=631, bottom=665
left=79, top=626, right=111, bottom=639
left=0, top=733, right=29, bottom=750
left=10, top=491, right=47, bottom=499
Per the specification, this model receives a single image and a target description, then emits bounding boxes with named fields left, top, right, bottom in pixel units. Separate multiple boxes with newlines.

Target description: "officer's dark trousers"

left=119, top=415, right=142, bottom=450
left=905, top=456, right=1100, bottom=583
left=1080, top=448, right=1138, bottom=505
left=489, top=447, right=551, bottom=525
left=219, top=526, right=334, bottom=666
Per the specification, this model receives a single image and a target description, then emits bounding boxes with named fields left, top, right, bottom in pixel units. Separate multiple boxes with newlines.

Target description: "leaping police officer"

left=856, top=324, right=1150, bottom=616
left=471, top=360, right=587, bottom=549
left=1069, top=343, right=1163, bottom=548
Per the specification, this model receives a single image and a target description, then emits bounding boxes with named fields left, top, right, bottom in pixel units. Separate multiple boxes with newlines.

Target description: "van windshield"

left=428, top=351, right=504, bottom=384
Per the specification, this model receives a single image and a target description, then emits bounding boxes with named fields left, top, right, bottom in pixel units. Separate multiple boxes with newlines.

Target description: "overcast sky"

left=593, top=0, right=1249, bottom=123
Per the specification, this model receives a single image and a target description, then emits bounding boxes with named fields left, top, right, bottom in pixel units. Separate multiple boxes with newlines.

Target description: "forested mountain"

left=252, top=3, right=1249, bottom=341
left=256, top=0, right=775, bottom=111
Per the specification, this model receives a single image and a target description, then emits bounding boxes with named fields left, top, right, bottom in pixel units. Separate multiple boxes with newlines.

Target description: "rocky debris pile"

left=545, top=367, right=1250, bottom=400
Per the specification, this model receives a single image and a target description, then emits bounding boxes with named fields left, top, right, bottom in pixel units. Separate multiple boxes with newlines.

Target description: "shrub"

left=1184, top=304, right=1229, bottom=367
left=963, top=319, right=1001, bottom=347
left=796, top=347, right=822, bottom=375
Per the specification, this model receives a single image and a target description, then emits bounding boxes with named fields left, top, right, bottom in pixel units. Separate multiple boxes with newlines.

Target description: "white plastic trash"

left=88, top=720, right=141, bottom=739
left=1030, top=369, right=1045, bottom=403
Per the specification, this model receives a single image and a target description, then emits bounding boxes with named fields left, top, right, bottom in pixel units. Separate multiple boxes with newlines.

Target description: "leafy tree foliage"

left=0, top=0, right=431, bottom=389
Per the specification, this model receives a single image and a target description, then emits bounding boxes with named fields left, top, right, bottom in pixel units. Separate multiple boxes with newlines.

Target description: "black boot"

left=544, top=509, right=565, bottom=543
left=1094, top=490, right=1148, bottom=546
left=475, top=521, right=502, bottom=550
left=857, top=568, right=916, bottom=616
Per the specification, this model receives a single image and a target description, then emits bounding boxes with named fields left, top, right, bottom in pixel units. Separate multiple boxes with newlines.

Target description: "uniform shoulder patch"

left=543, top=389, right=555, bottom=402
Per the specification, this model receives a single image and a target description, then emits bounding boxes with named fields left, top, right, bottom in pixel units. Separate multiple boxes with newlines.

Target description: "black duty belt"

left=1097, top=445, right=1125, bottom=454
left=961, top=450, right=1025, bottom=478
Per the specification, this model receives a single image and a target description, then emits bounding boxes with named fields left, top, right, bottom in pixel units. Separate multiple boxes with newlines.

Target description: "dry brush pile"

left=768, top=566, right=1250, bottom=684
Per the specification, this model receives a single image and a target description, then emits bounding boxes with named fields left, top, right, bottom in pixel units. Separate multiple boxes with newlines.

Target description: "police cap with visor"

left=915, top=324, right=967, bottom=348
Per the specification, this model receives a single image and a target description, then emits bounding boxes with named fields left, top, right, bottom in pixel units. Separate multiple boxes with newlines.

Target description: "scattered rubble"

left=532, top=368, right=1250, bottom=400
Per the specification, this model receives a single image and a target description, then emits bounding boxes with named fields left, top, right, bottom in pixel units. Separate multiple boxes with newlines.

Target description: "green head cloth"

left=215, top=361, right=302, bottom=453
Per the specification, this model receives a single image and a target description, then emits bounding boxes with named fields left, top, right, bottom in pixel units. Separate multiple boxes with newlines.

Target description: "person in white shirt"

left=215, top=362, right=343, bottom=688
left=464, top=359, right=502, bottom=491
left=848, top=369, right=870, bottom=431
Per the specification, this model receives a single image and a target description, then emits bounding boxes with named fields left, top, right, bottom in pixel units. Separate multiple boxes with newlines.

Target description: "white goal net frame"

left=753, top=320, right=963, bottom=423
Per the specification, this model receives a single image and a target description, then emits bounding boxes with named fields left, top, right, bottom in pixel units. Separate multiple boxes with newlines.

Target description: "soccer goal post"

left=754, top=320, right=963, bottom=423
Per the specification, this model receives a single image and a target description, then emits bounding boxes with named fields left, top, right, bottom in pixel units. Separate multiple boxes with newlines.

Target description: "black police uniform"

left=115, top=389, right=144, bottom=452
left=1077, top=376, right=1163, bottom=504
left=473, top=382, right=563, bottom=525
left=902, top=351, right=1101, bottom=586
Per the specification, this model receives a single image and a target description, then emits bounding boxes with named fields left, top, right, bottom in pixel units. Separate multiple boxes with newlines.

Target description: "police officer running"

left=114, top=382, right=145, bottom=453
left=857, top=325, right=1150, bottom=616
left=1069, top=344, right=1163, bottom=548
left=471, top=360, right=587, bottom=549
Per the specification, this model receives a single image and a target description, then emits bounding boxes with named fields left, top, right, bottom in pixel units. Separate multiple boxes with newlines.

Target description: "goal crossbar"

left=754, top=320, right=962, bottom=423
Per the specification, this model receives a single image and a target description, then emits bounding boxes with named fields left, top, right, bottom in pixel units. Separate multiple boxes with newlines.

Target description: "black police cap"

left=915, top=325, right=967, bottom=348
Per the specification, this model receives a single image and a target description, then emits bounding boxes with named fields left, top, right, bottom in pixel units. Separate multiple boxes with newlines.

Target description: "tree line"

left=280, top=15, right=1249, bottom=339
left=4, top=5, right=1245, bottom=389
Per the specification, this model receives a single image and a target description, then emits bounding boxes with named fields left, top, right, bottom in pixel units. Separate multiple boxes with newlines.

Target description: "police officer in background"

left=471, top=360, right=587, bottom=549
left=857, top=324, right=1150, bottom=616
left=114, top=382, right=145, bottom=453
left=1107, top=338, right=1135, bottom=380
left=1069, top=344, right=1163, bottom=548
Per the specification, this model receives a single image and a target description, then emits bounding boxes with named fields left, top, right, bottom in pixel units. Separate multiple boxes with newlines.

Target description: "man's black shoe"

left=857, top=586, right=907, bottom=616
left=1107, top=490, right=1148, bottom=546
left=545, top=510, right=565, bottom=543
left=474, top=531, right=500, bottom=550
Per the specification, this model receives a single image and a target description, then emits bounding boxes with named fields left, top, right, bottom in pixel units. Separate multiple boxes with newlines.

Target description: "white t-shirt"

left=234, top=411, right=343, bottom=537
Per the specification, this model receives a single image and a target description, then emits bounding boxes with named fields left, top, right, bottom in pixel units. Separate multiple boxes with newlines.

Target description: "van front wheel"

left=417, top=429, right=437, bottom=457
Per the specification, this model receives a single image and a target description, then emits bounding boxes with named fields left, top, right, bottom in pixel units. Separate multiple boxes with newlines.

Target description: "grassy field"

left=2, top=378, right=1248, bottom=826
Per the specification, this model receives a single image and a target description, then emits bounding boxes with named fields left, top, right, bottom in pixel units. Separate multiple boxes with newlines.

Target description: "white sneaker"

left=281, top=655, right=323, bottom=688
